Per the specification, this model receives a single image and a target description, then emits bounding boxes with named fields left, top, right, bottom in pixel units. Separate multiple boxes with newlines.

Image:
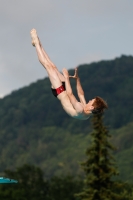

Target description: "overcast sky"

left=0, top=0, right=133, bottom=97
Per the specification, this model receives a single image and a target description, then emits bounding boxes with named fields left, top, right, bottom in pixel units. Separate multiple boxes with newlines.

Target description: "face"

left=84, top=99, right=95, bottom=114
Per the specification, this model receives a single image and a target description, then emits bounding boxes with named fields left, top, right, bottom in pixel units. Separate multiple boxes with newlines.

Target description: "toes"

left=31, top=28, right=36, bottom=32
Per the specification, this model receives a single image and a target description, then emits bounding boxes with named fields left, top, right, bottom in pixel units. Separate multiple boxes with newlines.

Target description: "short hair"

left=92, top=96, right=108, bottom=114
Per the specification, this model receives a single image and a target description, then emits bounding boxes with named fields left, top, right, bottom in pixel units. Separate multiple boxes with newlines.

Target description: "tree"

left=76, top=114, right=127, bottom=200
left=0, top=164, right=48, bottom=200
left=0, top=164, right=83, bottom=200
left=47, top=175, right=83, bottom=200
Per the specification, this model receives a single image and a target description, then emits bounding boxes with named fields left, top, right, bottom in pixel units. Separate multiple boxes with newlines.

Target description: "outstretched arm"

left=62, top=69, right=84, bottom=113
left=69, top=68, right=86, bottom=105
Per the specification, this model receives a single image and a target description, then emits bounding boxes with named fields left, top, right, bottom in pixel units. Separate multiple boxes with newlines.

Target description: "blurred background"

left=0, top=0, right=133, bottom=97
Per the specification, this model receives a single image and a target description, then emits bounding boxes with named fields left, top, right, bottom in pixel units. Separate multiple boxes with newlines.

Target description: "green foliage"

left=0, top=55, right=133, bottom=180
left=110, top=122, right=133, bottom=182
left=76, top=114, right=126, bottom=200
left=46, top=176, right=83, bottom=200
left=0, top=55, right=133, bottom=132
left=0, top=164, right=83, bottom=200
left=0, top=164, right=48, bottom=200
left=0, top=125, right=91, bottom=178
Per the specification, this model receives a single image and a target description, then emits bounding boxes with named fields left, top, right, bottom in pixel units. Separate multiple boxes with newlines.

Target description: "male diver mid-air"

left=30, top=29, right=108, bottom=120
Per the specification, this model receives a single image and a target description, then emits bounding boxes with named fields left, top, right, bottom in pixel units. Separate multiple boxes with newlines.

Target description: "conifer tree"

left=76, top=114, right=127, bottom=200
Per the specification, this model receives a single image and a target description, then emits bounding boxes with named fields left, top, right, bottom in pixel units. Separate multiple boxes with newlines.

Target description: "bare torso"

left=57, top=91, right=90, bottom=120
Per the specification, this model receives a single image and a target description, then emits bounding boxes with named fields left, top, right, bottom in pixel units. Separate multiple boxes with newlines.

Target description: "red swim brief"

left=51, top=82, right=66, bottom=97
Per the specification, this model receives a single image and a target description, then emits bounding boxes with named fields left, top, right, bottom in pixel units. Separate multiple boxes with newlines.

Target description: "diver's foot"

left=30, top=29, right=39, bottom=46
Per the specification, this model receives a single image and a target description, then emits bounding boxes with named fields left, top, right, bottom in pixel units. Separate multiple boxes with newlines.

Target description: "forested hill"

left=0, top=55, right=133, bottom=180
left=0, top=55, right=133, bottom=132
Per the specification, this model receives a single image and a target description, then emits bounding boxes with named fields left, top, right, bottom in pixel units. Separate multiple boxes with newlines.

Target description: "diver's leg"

left=38, top=38, right=65, bottom=82
left=30, top=29, right=62, bottom=89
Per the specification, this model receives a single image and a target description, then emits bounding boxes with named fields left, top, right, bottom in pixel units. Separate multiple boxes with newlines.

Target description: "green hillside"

left=110, top=122, right=133, bottom=182
left=0, top=55, right=133, bottom=181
